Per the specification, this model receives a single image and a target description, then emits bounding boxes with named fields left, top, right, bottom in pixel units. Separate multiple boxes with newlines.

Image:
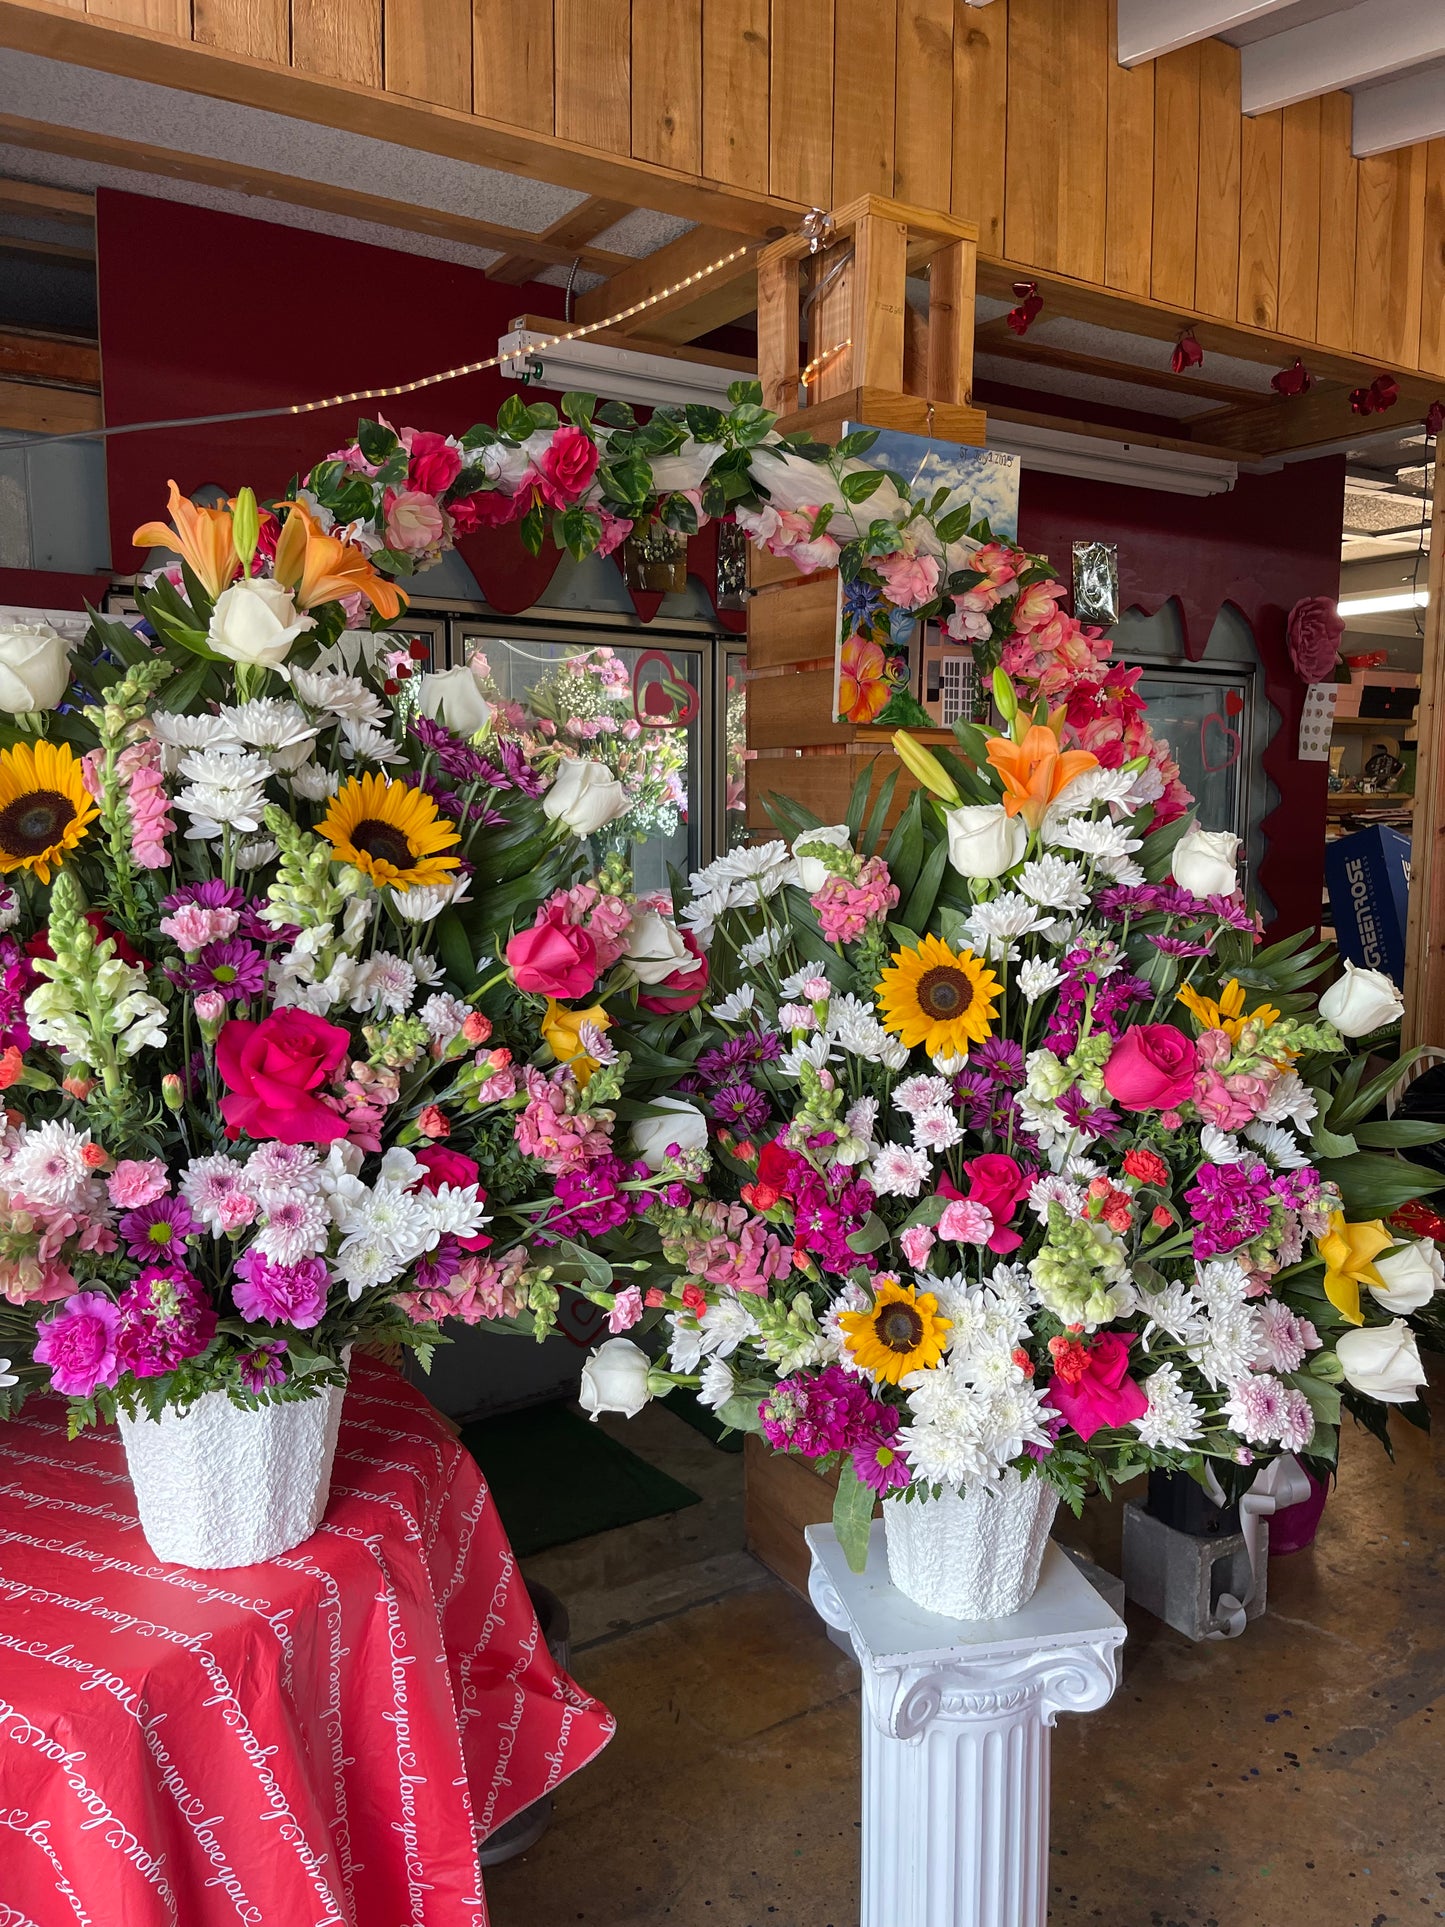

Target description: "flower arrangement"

left=564, top=661, right=1440, bottom=1569
left=0, top=475, right=708, bottom=1432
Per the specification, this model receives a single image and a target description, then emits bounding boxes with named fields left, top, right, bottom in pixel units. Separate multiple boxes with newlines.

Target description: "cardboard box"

left=1324, top=824, right=1411, bottom=983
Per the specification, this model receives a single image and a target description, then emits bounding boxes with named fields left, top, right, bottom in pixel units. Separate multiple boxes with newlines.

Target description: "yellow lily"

left=541, top=999, right=612, bottom=1088
left=271, top=502, right=407, bottom=620
left=1314, top=1211, right=1393, bottom=1325
left=984, top=720, right=1098, bottom=831
left=132, top=479, right=241, bottom=601
left=890, top=730, right=961, bottom=805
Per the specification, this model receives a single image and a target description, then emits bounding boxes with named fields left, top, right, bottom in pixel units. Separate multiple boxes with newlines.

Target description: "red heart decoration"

left=632, top=649, right=701, bottom=728
left=1224, top=691, right=1244, bottom=717
left=1199, top=710, right=1241, bottom=774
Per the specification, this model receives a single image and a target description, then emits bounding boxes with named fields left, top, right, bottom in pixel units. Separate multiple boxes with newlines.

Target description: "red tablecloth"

left=0, top=1358, right=614, bottom=1926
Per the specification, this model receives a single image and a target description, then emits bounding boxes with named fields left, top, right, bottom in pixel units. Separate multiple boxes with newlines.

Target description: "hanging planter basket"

left=621, top=524, right=688, bottom=595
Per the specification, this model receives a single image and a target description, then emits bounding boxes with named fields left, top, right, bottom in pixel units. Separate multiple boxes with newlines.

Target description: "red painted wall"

left=1018, top=457, right=1345, bottom=939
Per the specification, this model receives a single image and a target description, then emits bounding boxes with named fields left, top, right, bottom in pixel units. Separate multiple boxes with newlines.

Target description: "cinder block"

left=1120, top=1501, right=1267, bottom=1642
left=1058, top=1544, right=1127, bottom=1622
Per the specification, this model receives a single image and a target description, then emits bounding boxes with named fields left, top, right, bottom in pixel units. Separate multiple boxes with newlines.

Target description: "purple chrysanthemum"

left=972, top=1036, right=1025, bottom=1087
left=119, top=1194, right=197, bottom=1262
left=238, top=1339, right=289, bottom=1394
left=185, top=939, right=267, bottom=999
left=161, top=879, right=244, bottom=913
left=709, top=1078, right=772, bottom=1135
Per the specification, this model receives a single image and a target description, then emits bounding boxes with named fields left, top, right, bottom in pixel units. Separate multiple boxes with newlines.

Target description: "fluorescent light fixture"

left=498, top=330, right=737, bottom=409
left=1338, top=589, right=1430, bottom=616
left=985, top=418, right=1238, bottom=498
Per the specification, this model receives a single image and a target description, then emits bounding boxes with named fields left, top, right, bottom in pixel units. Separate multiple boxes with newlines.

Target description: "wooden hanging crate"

left=756, top=193, right=987, bottom=446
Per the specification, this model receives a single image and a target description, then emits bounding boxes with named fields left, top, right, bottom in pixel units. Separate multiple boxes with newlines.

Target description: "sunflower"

left=0, top=739, right=99, bottom=883
left=315, top=773, right=460, bottom=892
left=874, top=934, right=1000, bottom=1058
left=1177, top=977, right=1281, bottom=1041
left=841, top=1276, right=951, bottom=1385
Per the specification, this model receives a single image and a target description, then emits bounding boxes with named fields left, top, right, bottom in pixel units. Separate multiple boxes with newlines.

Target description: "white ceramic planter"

left=883, top=1468, right=1060, bottom=1620
left=118, top=1377, right=347, bottom=1569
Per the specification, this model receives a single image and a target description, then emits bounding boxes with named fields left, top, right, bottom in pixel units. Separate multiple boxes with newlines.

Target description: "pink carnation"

left=898, top=1224, right=936, bottom=1268
left=608, top=1285, right=644, bottom=1333
left=106, top=1159, right=170, bottom=1210
left=160, top=904, right=238, bottom=951
left=938, top=1199, right=996, bottom=1244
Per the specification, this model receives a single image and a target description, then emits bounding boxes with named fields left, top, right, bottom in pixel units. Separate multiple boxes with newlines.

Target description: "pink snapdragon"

left=811, top=856, right=900, bottom=945
left=119, top=737, right=175, bottom=869
left=514, top=1067, right=614, bottom=1174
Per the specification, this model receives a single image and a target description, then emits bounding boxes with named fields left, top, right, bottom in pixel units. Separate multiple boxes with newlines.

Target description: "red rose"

left=1287, top=596, right=1345, bottom=683
left=1045, top=1332, right=1147, bottom=1442
left=412, top=1145, right=489, bottom=1249
left=216, top=1008, right=351, bottom=1145
left=1102, top=1025, right=1198, bottom=1111
left=637, top=932, right=710, bottom=1015
left=455, top=488, right=525, bottom=529
left=27, top=912, right=143, bottom=969
left=960, top=1152, right=1032, bottom=1254
left=505, top=906, right=598, bottom=1000
left=742, top=1138, right=799, bottom=1213
left=536, top=425, right=600, bottom=510
left=407, top=429, right=463, bottom=497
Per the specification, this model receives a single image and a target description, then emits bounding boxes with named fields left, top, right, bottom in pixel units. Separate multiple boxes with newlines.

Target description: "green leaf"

left=1315, top=1151, right=1443, bottom=1219
left=1354, top=1119, right=1445, bottom=1149
left=519, top=499, right=546, bottom=557
left=559, top=504, right=602, bottom=561
left=497, top=392, right=534, bottom=442
left=715, top=1393, right=765, bottom=1436
left=435, top=909, right=476, bottom=986
left=832, top=1456, right=878, bottom=1573
left=883, top=793, right=926, bottom=901
left=833, top=428, right=880, bottom=461
left=845, top=760, right=876, bottom=839
left=596, top=399, right=637, bottom=430
left=558, top=1238, right=612, bottom=1287
left=560, top=391, right=597, bottom=426
left=860, top=766, right=900, bottom=857
left=1286, top=1370, right=1341, bottom=1426
left=902, top=834, right=950, bottom=933
left=933, top=506, right=972, bottom=545
left=1139, top=812, right=1194, bottom=883
left=729, top=403, right=773, bottom=448
left=840, top=468, right=887, bottom=504
left=1329, top=1047, right=1429, bottom=1130
left=845, top=1213, right=890, bottom=1255
left=1309, top=1122, right=1359, bottom=1158
left=727, top=379, right=764, bottom=408
left=356, top=417, right=399, bottom=464
left=526, top=401, right=560, bottom=432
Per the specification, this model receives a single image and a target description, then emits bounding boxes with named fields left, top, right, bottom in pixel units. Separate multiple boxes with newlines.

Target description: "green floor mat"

left=460, top=1401, right=702, bottom=1557
left=660, top=1385, right=745, bottom=1452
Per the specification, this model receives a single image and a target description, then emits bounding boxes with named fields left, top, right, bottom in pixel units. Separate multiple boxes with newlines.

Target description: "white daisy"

left=709, top=986, right=756, bottom=1022
left=1242, top=1121, right=1311, bottom=1169
left=1199, top=1125, right=1244, bottom=1164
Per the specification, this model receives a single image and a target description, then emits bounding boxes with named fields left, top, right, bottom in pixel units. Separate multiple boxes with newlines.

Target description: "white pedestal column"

left=806, top=1524, right=1126, bottom=1927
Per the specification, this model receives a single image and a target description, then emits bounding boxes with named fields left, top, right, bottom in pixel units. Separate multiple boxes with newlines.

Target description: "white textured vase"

left=118, top=1378, right=347, bottom=1569
left=883, top=1470, right=1060, bottom=1620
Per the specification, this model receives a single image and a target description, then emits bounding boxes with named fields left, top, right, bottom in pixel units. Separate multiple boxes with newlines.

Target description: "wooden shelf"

left=1325, top=793, right=1414, bottom=814
left=1332, top=714, right=1416, bottom=733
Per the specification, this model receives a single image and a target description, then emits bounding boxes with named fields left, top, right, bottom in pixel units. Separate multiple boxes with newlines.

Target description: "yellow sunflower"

left=874, top=934, right=1000, bottom=1058
left=315, top=773, right=460, bottom=892
left=1177, top=977, right=1281, bottom=1041
left=841, top=1276, right=951, bottom=1385
left=0, top=739, right=98, bottom=883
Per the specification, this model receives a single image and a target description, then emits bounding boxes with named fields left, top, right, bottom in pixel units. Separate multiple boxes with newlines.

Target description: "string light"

left=4, top=240, right=757, bottom=450
left=800, top=338, right=852, bottom=387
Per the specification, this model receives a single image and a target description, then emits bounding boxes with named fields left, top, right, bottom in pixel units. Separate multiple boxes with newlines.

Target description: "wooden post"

left=1402, top=446, right=1445, bottom=1047
left=757, top=248, right=801, bottom=417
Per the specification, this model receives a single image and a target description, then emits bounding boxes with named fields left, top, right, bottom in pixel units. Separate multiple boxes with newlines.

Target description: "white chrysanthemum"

left=892, top=1074, right=950, bottom=1118
left=667, top=1317, right=706, bottom=1375
left=173, top=745, right=271, bottom=838
left=709, top=985, right=756, bottom=1022
left=1017, top=957, right=1063, bottom=1003
left=181, top=1154, right=256, bottom=1233
left=151, top=710, right=239, bottom=771
left=912, top=1107, right=963, bottom=1153
left=780, top=1034, right=839, bottom=1078
left=700, top=1295, right=760, bottom=1359
left=1136, top=1279, right=1208, bottom=1350
left=346, top=1184, right=433, bottom=1263
left=222, top=698, right=318, bottom=769
left=420, top=992, right=469, bottom=1046
left=963, top=892, right=1056, bottom=960
left=1195, top=1258, right=1252, bottom=1309
left=845, top=1096, right=879, bottom=1148
left=253, top=1192, right=332, bottom=1264
left=1133, top=1363, right=1205, bottom=1451
left=234, top=835, right=279, bottom=870
left=2, top=1120, right=95, bottom=1208
left=739, top=927, right=784, bottom=967
left=828, top=994, right=895, bottom=1062
left=1027, top=1173, right=1087, bottom=1222
left=1192, top=1301, right=1258, bottom=1391
left=820, top=1281, right=873, bottom=1371
left=1242, top=1121, right=1311, bottom=1169
left=698, top=1357, right=736, bottom=1411
left=1044, top=815, right=1142, bottom=866
left=1016, top=854, right=1091, bottom=913
left=1048, top=765, right=1140, bottom=821
left=899, top=1357, right=1052, bottom=1486
left=1100, top=855, right=1147, bottom=885
left=290, top=763, right=341, bottom=802
left=351, top=952, right=417, bottom=1016
left=336, top=1233, right=402, bottom=1299
left=869, top=1144, right=932, bottom=1198
left=388, top=876, right=472, bottom=923
left=417, top=1183, right=491, bottom=1244
left=291, top=667, right=387, bottom=726
left=1199, top=1125, right=1244, bottom=1164
left=341, top=719, right=405, bottom=766
left=1255, top=1071, right=1317, bottom=1128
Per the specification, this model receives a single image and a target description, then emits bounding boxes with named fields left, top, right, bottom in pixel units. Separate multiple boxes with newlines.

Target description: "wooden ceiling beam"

left=572, top=225, right=758, bottom=342
left=0, top=232, right=91, bottom=263
left=508, top=313, right=755, bottom=375
left=0, top=376, right=101, bottom=434
left=0, top=325, right=99, bottom=386
left=974, top=319, right=1264, bottom=406
left=0, top=0, right=801, bottom=238
left=0, top=115, right=636, bottom=275
left=0, top=176, right=93, bottom=222
left=984, top=399, right=1255, bottom=467
left=486, top=197, right=633, bottom=286
left=1185, top=381, right=1435, bottom=457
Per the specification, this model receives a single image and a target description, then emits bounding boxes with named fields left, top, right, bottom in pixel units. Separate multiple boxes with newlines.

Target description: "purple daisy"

left=1056, top=1086, right=1120, bottom=1141
left=710, top=1077, right=772, bottom=1135
left=1150, top=935, right=1214, bottom=958
left=238, top=899, right=300, bottom=946
left=410, top=715, right=493, bottom=784
left=119, top=1194, right=197, bottom=1263
left=185, top=940, right=267, bottom=999
left=972, top=1036, right=1025, bottom=1087
left=853, top=1429, right=911, bottom=1495
left=238, top=1339, right=289, bottom=1394
left=161, top=878, right=244, bottom=913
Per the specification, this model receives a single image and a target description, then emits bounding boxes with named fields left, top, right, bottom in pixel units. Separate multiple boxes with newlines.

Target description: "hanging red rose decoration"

left=1171, top=332, right=1203, bottom=374
left=1006, top=280, right=1043, bottom=336
left=1351, top=373, right=1400, bottom=416
left=1287, top=596, right=1346, bottom=683
left=1426, top=399, right=1445, bottom=437
left=1271, top=358, right=1313, bottom=398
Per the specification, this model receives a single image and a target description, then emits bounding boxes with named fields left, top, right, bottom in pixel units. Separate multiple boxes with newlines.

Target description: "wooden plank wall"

left=48, top=0, right=1445, bottom=378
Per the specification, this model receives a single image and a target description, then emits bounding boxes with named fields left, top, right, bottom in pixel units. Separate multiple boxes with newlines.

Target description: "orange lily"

left=985, top=722, right=1098, bottom=831
left=272, top=502, right=407, bottom=620
left=132, top=479, right=242, bottom=602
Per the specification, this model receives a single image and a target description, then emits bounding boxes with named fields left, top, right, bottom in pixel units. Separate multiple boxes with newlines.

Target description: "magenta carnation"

left=232, top=1249, right=330, bottom=1328
left=33, top=1290, right=122, bottom=1396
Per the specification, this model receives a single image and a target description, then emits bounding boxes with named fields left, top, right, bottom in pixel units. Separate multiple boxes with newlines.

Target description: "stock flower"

left=841, top=1277, right=951, bottom=1385
left=875, top=936, right=1000, bottom=1059
left=0, top=740, right=98, bottom=883
left=132, top=479, right=241, bottom=601
left=985, top=722, right=1097, bottom=831
left=317, top=774, right=461, bottom=893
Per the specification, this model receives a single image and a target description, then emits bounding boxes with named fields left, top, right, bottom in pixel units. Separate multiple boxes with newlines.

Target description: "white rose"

left=579, top=1337, right=654, bottom=1420
left=481, top=438, right=541, bottom=493
left=792, top=824, right=853, bottom=893
left=632, top=1095, right=709, bottom=1171
left=542, top=758, right=631, bottom=837
left=1336, top=1318, right=1428, bottom=1404
left=207, top=578, right=315, bottom=669
left=1318, top=961, right=1405, bottom=1037
left=625, top=910, right=702, bottom=985
left=418, top=664, right=491, bottom=738
left=1369, top=1237, right=1444, bottom=1314
left=1171, top=826, right=1240, bottom=897
left=0, top=618, right=74, bottom=712
left=944, top=803, right=1027, bottom=880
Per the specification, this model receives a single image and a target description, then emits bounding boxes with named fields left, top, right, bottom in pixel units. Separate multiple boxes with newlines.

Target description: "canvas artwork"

left=831, top=428, right=1022, bottom=728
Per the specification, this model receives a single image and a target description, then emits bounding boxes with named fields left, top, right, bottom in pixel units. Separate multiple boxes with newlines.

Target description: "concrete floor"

left=488, top=1385, right=1445, bottom=1927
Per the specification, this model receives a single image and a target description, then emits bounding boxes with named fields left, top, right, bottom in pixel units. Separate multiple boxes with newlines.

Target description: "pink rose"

left=407, top=429, right=463, bottom=497
left=384, top=487, right=446, bottom=554
left=960, top=1153, right=1033, bottom=1254
left=1045, top=1332, right=1148, bottom=1442
left=875, top=549, right=941, bottom=610
left=1102, top=1025, right=1199, bottom=1111
left=505, top=907, right=599, bottom=1000
left=216, top=1009, right=351, bottom=1145
left=898, top=1224, right=936, bottom=1269
left=537, top=425, right=600, bottom=509
left=1287, top=595, right=1345, bottom=683
left=637, top=932, right=710, bottom=1014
